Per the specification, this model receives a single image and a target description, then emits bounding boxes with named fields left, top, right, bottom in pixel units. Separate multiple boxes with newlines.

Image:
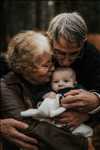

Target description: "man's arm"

left=61, top=89, right=100, bottom=112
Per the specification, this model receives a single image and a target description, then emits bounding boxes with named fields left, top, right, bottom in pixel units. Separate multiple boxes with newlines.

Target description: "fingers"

left=58, top=117, right=70, bottom=123
left=62, top=101, right=85, bottom=110
left=11, top=119, right=38, bottom=144
left=64, top=89, right=83, bottom=96
left=9, top=123, right=39, bottom=150
left=55, top=116, right=79, bottom=129
left=2, top=118, right=39, bottom=150
left=9, top=137, right=38, bottom=150
left=62, top=120, right=77, bottom=128
left=12, top=129, right=38, bottom=144
left=61, top=89, right=86, bottom=110
left=61, top=89, right=99, bottom=111
left=61, top=94, right=80, bottom=105
left=10, top=119, right=29, bottom=129
left=55, top=112, right=74, bottom=123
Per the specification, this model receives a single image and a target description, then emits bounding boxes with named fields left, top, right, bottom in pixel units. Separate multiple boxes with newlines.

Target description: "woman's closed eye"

left=69, top=52, right=80, bottom=58
left=40, top=62, right=52, bottom=68
left=42, top=65, right=49, bottom=68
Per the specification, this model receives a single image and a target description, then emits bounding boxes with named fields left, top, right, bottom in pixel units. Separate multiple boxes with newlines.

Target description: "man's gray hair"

left=48, top=12, right=88, bottom=44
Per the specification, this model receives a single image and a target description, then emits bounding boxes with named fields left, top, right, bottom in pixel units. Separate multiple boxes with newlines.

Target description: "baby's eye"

left=53, top=80, right=59, bottom=83
left=64, top=80, right=68, bottom=82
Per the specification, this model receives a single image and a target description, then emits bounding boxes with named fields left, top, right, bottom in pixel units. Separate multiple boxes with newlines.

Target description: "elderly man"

left=47, top=12, right=100, bottom=149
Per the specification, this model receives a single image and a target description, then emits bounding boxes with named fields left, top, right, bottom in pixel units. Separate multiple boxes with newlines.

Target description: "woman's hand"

left=54, top=111, right=89, bottom=129
left=61, top=89, right=100, bottom=112
left=0, top=118, right=39, bottom=150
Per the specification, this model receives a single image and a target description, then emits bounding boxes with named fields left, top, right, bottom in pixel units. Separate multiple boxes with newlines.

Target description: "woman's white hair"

left=5, top=30, right=52, bottom=73
left=48, top=12, right=88, bottom=44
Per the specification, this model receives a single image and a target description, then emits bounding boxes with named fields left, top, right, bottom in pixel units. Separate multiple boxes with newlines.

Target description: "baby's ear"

left=75, top=81, right=77, bottom=84
left=74, top=81, right=78, bottom=86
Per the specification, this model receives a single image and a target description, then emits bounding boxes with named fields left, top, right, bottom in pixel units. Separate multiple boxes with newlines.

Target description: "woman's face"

left=24, top=52, right=54, bottom=84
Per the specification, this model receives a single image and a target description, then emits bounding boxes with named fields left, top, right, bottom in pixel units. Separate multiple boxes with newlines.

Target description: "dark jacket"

left=71, top=42, right=100, bottom=126
left=72, top=41, right=100, bottom=93
left=0, top=72, right=50, bottom=120
left=0, top=54, right=10, bottom=78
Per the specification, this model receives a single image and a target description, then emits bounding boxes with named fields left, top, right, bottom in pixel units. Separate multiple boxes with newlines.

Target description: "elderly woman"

left=0, top=30, right=54, bottom=150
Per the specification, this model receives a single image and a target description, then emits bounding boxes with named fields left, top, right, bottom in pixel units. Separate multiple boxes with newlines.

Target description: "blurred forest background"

left=0, top=0, right=100, bottom=52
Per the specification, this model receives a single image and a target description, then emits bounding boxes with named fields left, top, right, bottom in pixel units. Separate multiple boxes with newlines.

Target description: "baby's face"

left=51, top=70, right=76, bottom=92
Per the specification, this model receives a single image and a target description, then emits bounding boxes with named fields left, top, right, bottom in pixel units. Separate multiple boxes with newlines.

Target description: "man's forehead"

left=54, top=36, right=80, bottom=50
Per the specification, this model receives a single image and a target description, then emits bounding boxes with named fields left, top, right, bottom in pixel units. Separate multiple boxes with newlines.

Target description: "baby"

left=21, top=67, right=93, bottom=138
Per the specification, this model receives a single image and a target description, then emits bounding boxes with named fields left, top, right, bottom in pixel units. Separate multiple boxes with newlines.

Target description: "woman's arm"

left=0, top=118, right=38, bottom=150
left=0, top=76, right=38, bottom=150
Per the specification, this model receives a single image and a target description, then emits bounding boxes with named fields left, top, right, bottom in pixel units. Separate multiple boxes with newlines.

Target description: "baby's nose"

left=58, top=80, right=64, bottom=86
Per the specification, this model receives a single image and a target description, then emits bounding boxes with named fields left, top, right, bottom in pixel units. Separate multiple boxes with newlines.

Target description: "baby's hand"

left=43, top=91, right=56, bottom=99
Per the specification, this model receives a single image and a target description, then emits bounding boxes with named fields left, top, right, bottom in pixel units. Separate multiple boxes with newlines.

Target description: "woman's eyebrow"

left=54, top=49, right=66, bottom=54
left=70, top=51, right=80, bottom=55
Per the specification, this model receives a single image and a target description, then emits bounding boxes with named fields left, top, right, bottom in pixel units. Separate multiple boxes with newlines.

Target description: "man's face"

left=53, top=36, right=82, bottom=67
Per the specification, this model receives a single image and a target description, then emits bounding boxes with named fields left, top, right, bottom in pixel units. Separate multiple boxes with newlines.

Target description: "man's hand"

left=61, top=89, right=100, bottom=112
left=54, top=111, right=89, bottom=129
left=0, top=118, right=38, bottom=150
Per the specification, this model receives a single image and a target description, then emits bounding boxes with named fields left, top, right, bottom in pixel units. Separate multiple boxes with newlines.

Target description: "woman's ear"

left=45, top=32, right=51, bottom=39
left=45, top=32, right=49, bottom=37
left=44, top=32, right=53, bottom=48
left=40, top=31, right=48, bottom=37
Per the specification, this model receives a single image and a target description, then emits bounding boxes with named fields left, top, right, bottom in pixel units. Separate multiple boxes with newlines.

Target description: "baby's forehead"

left=54, top=69, right=73, bottom=75
left=53, top=69, right=73, bottom=78
left=52, top=68, right=76, bottom=81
